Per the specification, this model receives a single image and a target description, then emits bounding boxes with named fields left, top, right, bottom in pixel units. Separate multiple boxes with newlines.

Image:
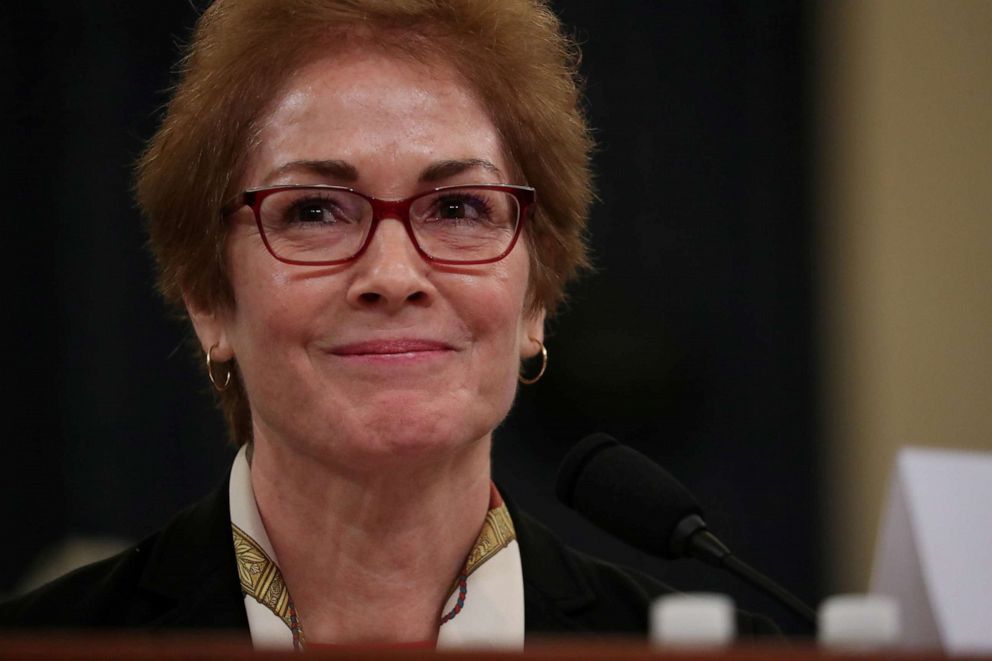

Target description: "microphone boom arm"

left=719, top=553, right=817, bottom=628
left=675, top=513, right=816, bottom=628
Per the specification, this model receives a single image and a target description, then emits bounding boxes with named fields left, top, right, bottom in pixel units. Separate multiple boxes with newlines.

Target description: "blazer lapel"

left=504, top=498, right=601, bottom=633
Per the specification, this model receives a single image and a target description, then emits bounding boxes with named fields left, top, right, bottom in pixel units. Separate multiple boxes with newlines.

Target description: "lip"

left=329, top=339, right=455, bottom=357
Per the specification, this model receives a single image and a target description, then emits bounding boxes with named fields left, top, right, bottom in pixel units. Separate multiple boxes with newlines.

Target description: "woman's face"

left=193, top=50, right=543, bottom=472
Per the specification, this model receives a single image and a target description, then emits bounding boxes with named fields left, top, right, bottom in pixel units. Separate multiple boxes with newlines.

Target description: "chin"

left=361, top=415, right=490, bottom=460
left=353, top=387, right=505, bottom=445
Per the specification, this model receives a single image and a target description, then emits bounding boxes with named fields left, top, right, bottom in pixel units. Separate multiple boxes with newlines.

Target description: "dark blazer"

left=0, top=480, right=777, bottom=638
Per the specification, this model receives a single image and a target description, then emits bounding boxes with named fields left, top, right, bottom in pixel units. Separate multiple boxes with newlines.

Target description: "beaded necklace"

left=439, top=574, right=469, bottom=625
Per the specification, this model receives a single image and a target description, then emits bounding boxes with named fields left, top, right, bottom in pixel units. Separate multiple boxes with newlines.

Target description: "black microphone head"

left=556, top=433, right=703, bottom=559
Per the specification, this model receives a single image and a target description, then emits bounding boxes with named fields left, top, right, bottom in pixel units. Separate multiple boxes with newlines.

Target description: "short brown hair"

left=137, top=0, right=593, bottom=446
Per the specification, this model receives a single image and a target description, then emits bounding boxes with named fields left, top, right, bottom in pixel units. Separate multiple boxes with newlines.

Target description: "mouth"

left=329, top=339, right=455, bottom=357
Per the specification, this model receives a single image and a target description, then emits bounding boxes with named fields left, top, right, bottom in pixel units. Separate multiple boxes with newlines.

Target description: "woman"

left=1, top=0, right=773, bottom=647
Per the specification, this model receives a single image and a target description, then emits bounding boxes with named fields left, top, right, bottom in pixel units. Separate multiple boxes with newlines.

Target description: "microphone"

left=556, top=433, right=816, bottom=628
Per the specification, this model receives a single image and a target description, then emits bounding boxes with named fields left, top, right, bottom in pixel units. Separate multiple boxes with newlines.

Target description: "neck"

left=248, top=431, right=493, bottom=645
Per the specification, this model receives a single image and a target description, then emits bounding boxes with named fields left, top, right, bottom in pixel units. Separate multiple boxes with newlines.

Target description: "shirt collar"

left=228, top=445, right=524, bottom=650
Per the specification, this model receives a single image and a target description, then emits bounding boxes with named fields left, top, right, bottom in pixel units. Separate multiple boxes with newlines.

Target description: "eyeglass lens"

left=258, top=187, right=521, bottom=263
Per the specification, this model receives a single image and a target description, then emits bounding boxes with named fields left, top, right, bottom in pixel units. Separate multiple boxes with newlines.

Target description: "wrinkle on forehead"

left=245, top=49, right=507, bottom=194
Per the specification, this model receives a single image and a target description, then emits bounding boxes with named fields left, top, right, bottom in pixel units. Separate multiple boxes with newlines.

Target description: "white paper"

left=870, top=447, right=992, bottom=654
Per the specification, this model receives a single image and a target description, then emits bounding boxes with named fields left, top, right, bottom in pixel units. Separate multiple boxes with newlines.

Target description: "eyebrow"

left=265, top=159, right=359, bottom=184
left=264, top=158, right=504, bottom=187
left=418, top=159, right=504, bottom=183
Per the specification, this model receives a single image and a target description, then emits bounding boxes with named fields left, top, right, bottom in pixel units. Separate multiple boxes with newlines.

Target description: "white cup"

left=818, top=594, right=901, bottom=649
left=651, top=592, right=736, bottom=647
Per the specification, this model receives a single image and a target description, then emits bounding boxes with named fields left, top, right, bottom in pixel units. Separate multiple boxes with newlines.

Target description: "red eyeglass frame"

left=222, top=183, right=537, bottom=266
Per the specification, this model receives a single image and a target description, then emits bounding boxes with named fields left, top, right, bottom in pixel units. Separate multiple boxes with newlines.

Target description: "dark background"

left=2, top=0, right=820, bottom=635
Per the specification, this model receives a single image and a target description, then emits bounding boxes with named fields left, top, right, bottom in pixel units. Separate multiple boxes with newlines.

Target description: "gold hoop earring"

left=518, top=339, right=548, bottom=385
left=206, top=343, right=232, bottom=392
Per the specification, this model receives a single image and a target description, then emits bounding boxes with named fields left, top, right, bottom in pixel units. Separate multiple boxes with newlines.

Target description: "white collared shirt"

left=227, top=446, right=525, bottom=650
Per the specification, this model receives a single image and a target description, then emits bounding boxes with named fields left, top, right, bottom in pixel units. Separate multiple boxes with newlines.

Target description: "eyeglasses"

left=222, top=184, right=536, bottom=266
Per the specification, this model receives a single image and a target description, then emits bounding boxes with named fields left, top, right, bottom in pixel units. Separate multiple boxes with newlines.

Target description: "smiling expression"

left=191, top=50, right=544, bottom=472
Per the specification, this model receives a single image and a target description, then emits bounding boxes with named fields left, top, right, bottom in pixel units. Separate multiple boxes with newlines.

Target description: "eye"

left=431, top=193, right=494, bottom=224
left=264, top=189, right=367, bottom=229
left=287, top=197, right=347, bottom=225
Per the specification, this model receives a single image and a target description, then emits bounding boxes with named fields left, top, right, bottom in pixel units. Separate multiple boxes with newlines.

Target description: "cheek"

left=460, top=265, right=530, bottom=378
left=224, top=242, right=330, bottom=361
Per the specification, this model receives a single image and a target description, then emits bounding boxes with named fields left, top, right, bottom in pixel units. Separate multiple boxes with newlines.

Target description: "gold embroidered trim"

left=232, top=523, right=294, bottom=630
left=464, top=501, right=516, bottom=578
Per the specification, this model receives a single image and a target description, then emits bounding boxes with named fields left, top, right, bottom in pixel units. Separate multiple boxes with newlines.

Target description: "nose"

left=345, top=217, right=434, bottom=312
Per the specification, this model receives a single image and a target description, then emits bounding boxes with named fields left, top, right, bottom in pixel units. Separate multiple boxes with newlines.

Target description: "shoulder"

left=0, top=536, right=161, bottom=628
left=509, top=504, right=778, bottom=638
left=0, top=484, right=247, bottom=632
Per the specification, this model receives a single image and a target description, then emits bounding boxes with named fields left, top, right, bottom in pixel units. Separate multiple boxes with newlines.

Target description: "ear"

left=184, top=293, right=234, bottom=361
left=519, top=307, right=546, bottom=359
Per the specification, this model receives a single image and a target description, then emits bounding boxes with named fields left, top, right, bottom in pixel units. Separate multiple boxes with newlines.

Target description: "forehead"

left=244, top=49, right=507, bottom=190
